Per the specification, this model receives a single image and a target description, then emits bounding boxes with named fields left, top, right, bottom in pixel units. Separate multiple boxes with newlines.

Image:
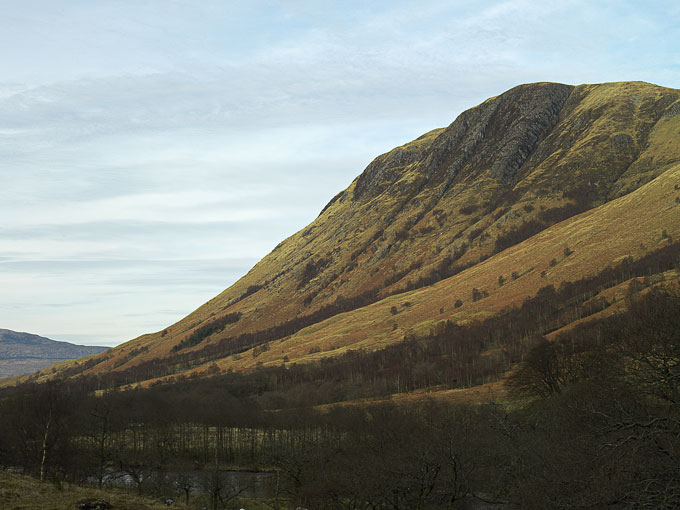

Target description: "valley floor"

left=0, top=470, right=169, bottom=510
left=0, top=470, right=268, bottom=510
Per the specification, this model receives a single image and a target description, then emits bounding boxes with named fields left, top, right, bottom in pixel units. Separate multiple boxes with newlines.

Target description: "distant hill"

left=15, top=80, right=680, bottom=391
left=0, top=329, right=109, bottom=379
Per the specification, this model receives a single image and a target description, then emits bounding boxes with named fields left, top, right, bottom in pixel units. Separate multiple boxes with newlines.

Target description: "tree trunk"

left=39, top=412, right=52, bottom=482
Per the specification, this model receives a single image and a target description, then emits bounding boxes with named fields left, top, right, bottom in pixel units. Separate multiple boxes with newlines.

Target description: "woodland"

left=1, top=243, right=679, bottom=509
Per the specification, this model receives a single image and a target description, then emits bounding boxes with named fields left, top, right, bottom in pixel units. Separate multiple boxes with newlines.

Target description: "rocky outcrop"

left=353, top=83, right=573, bottom=202
left=486, top=83, right=572, bottom=183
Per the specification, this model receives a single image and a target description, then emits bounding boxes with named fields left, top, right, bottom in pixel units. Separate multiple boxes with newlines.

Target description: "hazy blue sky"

left=2, top=1, right=679, bottom=346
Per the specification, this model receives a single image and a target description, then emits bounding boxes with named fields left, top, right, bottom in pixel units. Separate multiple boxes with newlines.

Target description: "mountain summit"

left=18, top=81, right=680, bottom=387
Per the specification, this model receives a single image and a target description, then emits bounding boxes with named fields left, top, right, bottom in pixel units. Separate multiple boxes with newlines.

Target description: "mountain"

left=0, top=329, right=109, bottom=379
left=17, top=80, right=680, bottom=389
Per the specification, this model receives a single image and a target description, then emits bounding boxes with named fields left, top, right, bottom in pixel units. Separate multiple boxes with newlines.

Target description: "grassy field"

left=0, top=470, right=171, bottom=510
left=0, top=470, right=269, bottom=510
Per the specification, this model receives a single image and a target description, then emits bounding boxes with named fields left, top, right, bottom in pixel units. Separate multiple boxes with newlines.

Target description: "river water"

left=93, top=469, right=276, bottom=499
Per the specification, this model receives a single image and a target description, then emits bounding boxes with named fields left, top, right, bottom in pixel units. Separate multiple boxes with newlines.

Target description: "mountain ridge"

left=0, top=329, right=109, bottom=379
left=13, top=80, right=680, bottom=388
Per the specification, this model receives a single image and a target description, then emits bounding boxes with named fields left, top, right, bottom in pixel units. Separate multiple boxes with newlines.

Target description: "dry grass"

left=208, top=163, right=680, bottom=373
left=0, top=470, right=172, bottom=510
left=79, top=161, right=680, bottom=392
left=313, top=381, right=508, bottom=413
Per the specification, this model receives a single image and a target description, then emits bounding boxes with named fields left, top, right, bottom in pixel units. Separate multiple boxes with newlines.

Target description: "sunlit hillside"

left=11, top=81, right=680, bottom=391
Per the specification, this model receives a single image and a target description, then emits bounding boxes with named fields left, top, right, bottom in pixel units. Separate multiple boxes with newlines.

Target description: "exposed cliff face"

left=31, top=81, right=680, bottom=384
left=354, top=83, right=573, bottom=202
left=354, top=83, right=573, bottom=203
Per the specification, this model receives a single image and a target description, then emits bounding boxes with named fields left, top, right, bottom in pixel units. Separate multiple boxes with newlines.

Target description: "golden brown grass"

left=0, top=470, right=172, bottom=510
left=93, top=162, right=680, bottom=393
left=206, top=163, right=680, bottom=373
left=313, top=381, right=508, bottom=413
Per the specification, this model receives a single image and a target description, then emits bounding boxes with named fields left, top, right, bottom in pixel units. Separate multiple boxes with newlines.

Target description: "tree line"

left=54, top=239, right=680, bottom=400
left=1, top=285, right=679, bottom=508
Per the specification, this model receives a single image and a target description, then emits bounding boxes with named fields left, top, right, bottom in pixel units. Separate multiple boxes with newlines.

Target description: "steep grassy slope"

left=125, top=162, right=680, bottom=381
left=22, top=81, right=680, bottom=386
